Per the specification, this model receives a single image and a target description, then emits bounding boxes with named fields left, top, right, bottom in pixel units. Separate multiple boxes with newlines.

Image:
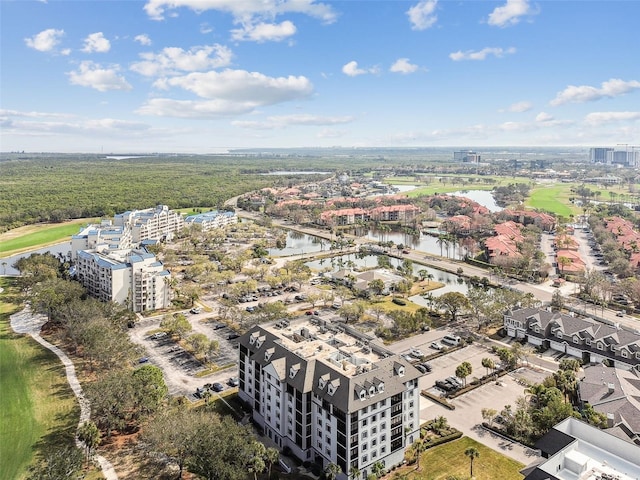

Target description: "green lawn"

left=398, top=436, right=525, bottom=480
left=0, top=278, right=80, bottom=480
left=0, top=219, right=97, bottom=258
left=526, top=184, right=579, bottom=218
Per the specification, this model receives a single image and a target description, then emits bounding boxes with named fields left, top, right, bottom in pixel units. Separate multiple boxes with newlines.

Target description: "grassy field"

left=0, top=218, right=97, bottom=258
left=397, top=436, right=525, bottom=480
left=525, top=183, right=580, bottom=218
left=0, top=278, right=80, bottom=480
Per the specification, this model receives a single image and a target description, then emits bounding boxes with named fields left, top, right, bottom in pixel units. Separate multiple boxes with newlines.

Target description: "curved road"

left=10, top=308, right=118, bottom=480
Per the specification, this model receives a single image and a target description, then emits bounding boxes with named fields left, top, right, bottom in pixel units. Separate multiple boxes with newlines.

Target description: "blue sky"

left=1, top=0, right=639, bottom=153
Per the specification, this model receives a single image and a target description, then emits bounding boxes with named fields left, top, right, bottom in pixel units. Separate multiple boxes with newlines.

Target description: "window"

left=372, top=427, right=377, bottom=434
left=362, top=418, right=367, bottom=426
left=372, top=450, right=377, bottom=458
left=371, top=439, right=377, bottom=446
left=381, top=434, right=386, bottom=442
left=409, top=401, right=414, bottom=408
left=573, top=337, right=579, bottom=344
left=586, top=339, right=592, bottom=346
left=597, top=342, right=603, bottom=351
left=362, top=455, right=368, bottom=464
left=621, top=350, right=628, bottom=358
left=381, top=446, right=386, bottom=454
left=362, top=443, right=368, bottom=451
left=556, top=331, right=562, bottom=338
left=534, top=326, right=540, bottom=333
left=372, top=414, right=377, bottom=422
left=361, top=431, right=368, bottom=439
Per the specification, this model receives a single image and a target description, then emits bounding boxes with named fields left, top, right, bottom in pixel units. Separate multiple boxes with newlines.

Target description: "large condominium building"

left=589, top=147, right=614, bottom=163
left=184, top=210, right=238, bottom=231
left=453, top=150, right=481, bottom=163
left=114, top=204, right=184, bottom=244
left=75, top=248, right=171, bottom=312
left=238, top=319, right=422, bottom=479
left=589, top=147, right=639, bottom=167
left=71, top=220, right=132, bottom=260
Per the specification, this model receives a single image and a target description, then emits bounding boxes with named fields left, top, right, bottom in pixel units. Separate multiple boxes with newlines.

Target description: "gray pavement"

left=10, top=308, right=119, bottom=480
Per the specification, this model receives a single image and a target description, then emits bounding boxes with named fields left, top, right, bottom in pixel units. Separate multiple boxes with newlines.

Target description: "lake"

left=447, top=190, right=503, bottom=212
left=1, top=242, right=71, bottom=276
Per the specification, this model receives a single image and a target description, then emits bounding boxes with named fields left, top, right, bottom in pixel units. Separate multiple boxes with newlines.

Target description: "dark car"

left=227, top=333, right=240, bottom=340
left=211, top=382, right=225, bottom=392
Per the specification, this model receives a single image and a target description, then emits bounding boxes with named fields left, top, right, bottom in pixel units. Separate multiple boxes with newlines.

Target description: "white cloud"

left=342, top=61, right=379, bottom=77
left=390, top=58, right=419, bottom=74
left=160, top=69, right=313, bottom=101
left=449, top=47, right=516, bottom=61
left=535, top=112, right=554, bottom=122
left=584, top=111, right=640, bottom=126
left=130, top=45, right=233, bottom=77
left=231, top=20, right=297, bottom=42
left=143, top=0, right=337, bottom=25
left=0, top=109, right=72, bottom=119
left=68, top=61, right=132, bottom=92
left=138, top=69, right=314, bottom=117
left=487, top=0, right=537, bottom=27
left=200, top=23, right=213, bottom=34
left=134, top=34, right=152, bottom=46
left=82, top=32, right=111, bottom=53
left=550, top=78, right=640, bottom=106
left=232, top=114, right=354, bottom=129
left=25, top=28, right=65, bottom=53
left=407, top=0, right=438, bottom=31
left=137, top=98, right=260, bottom=117
left=505, top=101, right=533, bottom=113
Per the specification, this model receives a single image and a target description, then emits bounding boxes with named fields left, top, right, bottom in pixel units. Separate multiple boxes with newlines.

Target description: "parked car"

left=190, top=307, right=202, bottom=314
left=415, top=364, right=427, bottom=374
left=227, top=333, right=240, bottom=340
left=411, top=349, right=424, bottom=357
left=616, top=311, right=625, bottom=317
left=228, top=377, right=239, bottom=387
left=138, top=357, right=149, bottom=364
left=211, top=382, right=225, bottom=392
left=430, top=342, right=444, bottom=351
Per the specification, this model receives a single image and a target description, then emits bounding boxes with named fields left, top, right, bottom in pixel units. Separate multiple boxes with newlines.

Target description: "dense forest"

left=0, top=153, right=352, bottom=232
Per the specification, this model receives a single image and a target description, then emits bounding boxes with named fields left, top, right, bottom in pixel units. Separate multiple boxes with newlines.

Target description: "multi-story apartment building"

left=114, top=204, right=184, bottom=244
left=238, top=319, right=422, bottom=479
left=184, top=210, right=238, bottom=231
left=504, top=307, right=640, bottom=370
left=71, top=220, right=132, bottom=260
left=75, top=248, right=171, bottom=312
left=453, top=150, right=481, bottom=163
left=589, top=147, right=614, bottom=163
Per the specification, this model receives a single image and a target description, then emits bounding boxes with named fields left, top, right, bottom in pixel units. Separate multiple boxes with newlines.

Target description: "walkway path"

left=10, top=308, right=118, bottom=480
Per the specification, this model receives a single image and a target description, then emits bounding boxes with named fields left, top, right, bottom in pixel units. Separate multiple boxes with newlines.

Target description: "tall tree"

left=464, top=447, right=480, bottom=477
left=77, top=421, right=100, bottom=462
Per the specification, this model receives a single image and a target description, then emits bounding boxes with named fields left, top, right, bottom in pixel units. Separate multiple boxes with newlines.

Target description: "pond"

left=447, top=190, right=503, bottom=212
left=267, top=231, right=328, bottom=257
left=365, top=229, right=467, bottom=259
left=1, top=242, right=71, bottom=276
left=304, top=253, right=468, bottom=298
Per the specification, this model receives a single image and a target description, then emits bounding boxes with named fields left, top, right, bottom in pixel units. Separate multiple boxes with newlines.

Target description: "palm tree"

left=264, top=447, right=279, bottom=479
left=324, top=463, right=342, bottom=480
left=349, top=466, right=361, bottom=480
left=371, top=461, right=385, bottom=478
left=481, top=357, right=495, bottom=377
left=413, top=439, right=426, bottom=471
left=464, top=447, right=480, bottom=477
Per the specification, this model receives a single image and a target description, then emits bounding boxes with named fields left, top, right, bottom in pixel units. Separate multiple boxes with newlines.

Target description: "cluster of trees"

left=143, top=407, right=280, bottom=480
left=484, top=359, right=606, bottom=445
left=466, top=286, right=538, bottom=330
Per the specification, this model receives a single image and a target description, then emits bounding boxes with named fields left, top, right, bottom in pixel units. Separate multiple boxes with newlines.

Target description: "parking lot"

left=420, top=367, right=541, bottom=464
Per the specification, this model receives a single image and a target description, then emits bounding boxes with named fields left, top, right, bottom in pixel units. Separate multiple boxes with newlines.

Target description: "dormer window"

left=264, top=348, right=274, bottom=362
left=534, top=326, right=540, bottom=333
left=378, top=382, right=385, bottom=393
left=256, top=336, right=266, bottom=349
left=573, top=336, right=579, bottom=344
left=586, top=339, right=592, bottom=346
left=328, top=384, right=336, bottom=396
left=597, top=342, right=603, bottom=351
left=369, top=385, right=376, bottom=396
left=555, top=331, right=562, bottom=339
left=359, top=389, right=366, bottom=400
left=249, top=333, right=259, bottom=345
left=318, top=377, right=327, bottom=390
left=289, top=365, right=300, bottom=379
left=621, top=350, right=628, bottom=358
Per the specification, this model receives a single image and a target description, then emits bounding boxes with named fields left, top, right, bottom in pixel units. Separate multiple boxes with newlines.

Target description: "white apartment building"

left=523, top=417, right=640, bottom=480
left=184, top=210, right=238, bottom=231
left=71, top=220, right=132, bottom=260
left=75, top=248, right=171, bottom=312
left=114, top=204, right=184, bottom=244
left=238, top=319, right=422, bottom=479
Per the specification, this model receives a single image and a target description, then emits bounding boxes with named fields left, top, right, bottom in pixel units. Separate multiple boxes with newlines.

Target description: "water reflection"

left=447, top=190, right=503, bottom=213
left=1, top=242, right=71, bottom=276
left=304, top=253, right=468, bottom=298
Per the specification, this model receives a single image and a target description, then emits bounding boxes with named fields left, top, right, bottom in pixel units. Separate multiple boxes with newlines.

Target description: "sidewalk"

left=10, top=308, right=119, bottom=480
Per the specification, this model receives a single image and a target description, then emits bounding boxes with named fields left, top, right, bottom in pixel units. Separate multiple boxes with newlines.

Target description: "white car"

left=430, top=342, right=444, bottom=351
left=411, top=349, right=424, bottom=357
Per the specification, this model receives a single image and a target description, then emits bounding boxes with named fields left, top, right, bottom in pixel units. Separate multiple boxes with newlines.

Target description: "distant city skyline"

left=1, top=0, right=639, bottom=153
